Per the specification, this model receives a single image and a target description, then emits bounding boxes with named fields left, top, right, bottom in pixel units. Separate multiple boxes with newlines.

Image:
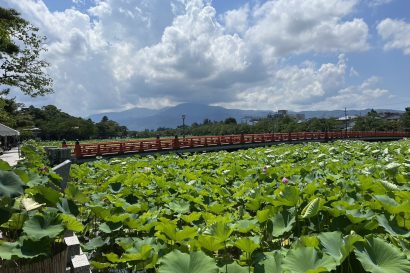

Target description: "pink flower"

left=282, top=177, right=289, bottom=184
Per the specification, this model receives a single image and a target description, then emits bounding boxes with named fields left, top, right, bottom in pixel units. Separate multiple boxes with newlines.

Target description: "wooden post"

left=173, top=135, right=179, bottom=149
left=156, top=135, right=162, bottom=150
left=74, top=140, right=82, bottom=158
left=240, top=133, right=245, bottom=144
left=139, top=141, right=144, bottom=152
left=61, top=139, right=67, bottom=148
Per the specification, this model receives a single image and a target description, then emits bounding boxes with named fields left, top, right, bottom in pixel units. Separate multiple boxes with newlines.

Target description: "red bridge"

left=63, top=131, right=410, bottom=162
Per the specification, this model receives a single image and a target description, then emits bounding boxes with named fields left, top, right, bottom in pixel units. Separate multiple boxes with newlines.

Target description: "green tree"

left=0, top=7, right=52, bottom=96
left=400, top=107, right=410, bottom=131
left=96, top=116, right=128, bottom=138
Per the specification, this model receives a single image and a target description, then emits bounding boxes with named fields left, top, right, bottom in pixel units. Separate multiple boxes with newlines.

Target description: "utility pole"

left=344, top=107, right=348, bottom=132
left=181, top=114, right=186, bottom=138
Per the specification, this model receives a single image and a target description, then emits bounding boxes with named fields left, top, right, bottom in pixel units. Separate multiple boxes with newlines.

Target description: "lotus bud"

left=282, top=177, right=289, bottom=184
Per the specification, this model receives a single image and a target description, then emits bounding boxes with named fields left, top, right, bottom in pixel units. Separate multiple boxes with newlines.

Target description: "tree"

left=0, top=7, right=52, bottom=96
left=224, top=117, right=237, bottom=124
left=400, top=107, right=410, bottom=131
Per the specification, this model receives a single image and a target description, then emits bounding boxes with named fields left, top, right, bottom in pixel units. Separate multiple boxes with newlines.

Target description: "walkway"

left=0, top=147, right=21, bottom=166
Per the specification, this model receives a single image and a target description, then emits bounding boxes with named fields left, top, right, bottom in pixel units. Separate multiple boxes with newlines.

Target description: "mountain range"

left=89, top=103, right=403, bottom=131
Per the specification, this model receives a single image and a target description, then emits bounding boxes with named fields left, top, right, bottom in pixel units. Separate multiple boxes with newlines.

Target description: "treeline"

left=134, top=108, right=410, bottom=138
left=1, top=96, right=410, bottom=141
left=0, top=98, right=127, bottom=140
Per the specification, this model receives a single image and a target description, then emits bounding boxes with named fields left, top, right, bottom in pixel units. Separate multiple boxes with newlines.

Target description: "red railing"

left=64, top=131, right=410, bottom=159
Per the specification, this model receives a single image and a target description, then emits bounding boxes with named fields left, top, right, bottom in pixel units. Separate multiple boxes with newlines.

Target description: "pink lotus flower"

left=282, top=177, right=289, bottom=184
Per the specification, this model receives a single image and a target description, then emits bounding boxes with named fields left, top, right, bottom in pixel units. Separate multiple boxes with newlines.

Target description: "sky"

left=1, top=0, right=410, bottom=117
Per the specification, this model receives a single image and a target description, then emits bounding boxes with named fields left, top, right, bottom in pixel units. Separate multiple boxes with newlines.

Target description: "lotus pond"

left=67, top=140, right=410, bottom=273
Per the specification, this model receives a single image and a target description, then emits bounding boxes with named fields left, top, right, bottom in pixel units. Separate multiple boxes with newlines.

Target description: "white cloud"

left=0, top=0, right=384, bottom=117
left=367, top=0, right=393, bottom=7
left=377, top=18, right=410, bottom=55
left=223, top=5, right=249, bottom=34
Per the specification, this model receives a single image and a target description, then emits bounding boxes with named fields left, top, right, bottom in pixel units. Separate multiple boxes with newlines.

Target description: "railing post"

left=97, top=144, right=101, bottom=156
left=217, top=137, right=221, bottom=145
left=204, top=137, right=208, bottom=147
left=190, top=138, right=194, bottom=148
left=156, top=135, right=162, bottom=150
left=240, top=133, right=245, bottom=144
left=139, top=141, right=144, bottom=152
left=62, top=139, right=67, bottom=148
left=119, top=143, right=124, bottom=154
left=74, top=140, right=82, bottom=158
left=173, top=135, right=179, bottom=149
left=288, top=132, right=291, bottom=141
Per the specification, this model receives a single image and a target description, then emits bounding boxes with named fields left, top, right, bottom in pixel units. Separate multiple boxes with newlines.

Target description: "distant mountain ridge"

left=89, top=103, right=403, bottom=131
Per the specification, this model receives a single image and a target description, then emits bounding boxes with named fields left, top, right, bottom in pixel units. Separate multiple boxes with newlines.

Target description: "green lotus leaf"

left=0, top=239, right=50, bottom=260
left=99, top=221, right=123, bottom=234
left=318, top=231, right=363, bottom=264
left=255, top=252, right=283, bottom=273
left=197, top=235, right=224, bottom=252
left=167, top=199, right=191, bottom=214
left=385, top=162, right=401, bottom=175
left=26, top=185, right=61, bottom=206
left=301, top=198, right=320, bottom=219
left=299, top=235, right=320, bottom=248
left=122, top=244, right=153, bottom=261
left=3, top=213, right=27, bottom=230
left=159, top=250, right=218, bottom=273
left=235, top=236, right=260, bottom=254
left=22, top=213, right=64, bottom=240
left=219, top=262, right=248, bottom=273
left=0, top=241, right=20, bottom=259
left=234, top=219, right=259, bottom=233
left=256, top=208, right=273, bottom=223
left=205, top=221, right=233, bottom=242
left=83, top=237, right=107, bottom=251
left=272, top=186, right=299, bottom=207
left=345, top=209, right=375, bottom=223
left=282, top=247, right=337, bottom=273
left=376, top=215, right=410, bottom=237
left=268, top=210, right=296, bottom=237
left=59, top=213, right=84, bottom=232
left=90, top=261, right=114, bottom=269
left=181, top=211, right=202, bottom=223
left=0, top=170, right=25, bottom=198
left=65, top=183, right=89, bottom=203
left=0, top=160, right=11, bottom=171
left=355, top=236, right=410, bottom=273
left=379, top=180, right=399, bottom=191
left=57, top=198, right=79, bottom=216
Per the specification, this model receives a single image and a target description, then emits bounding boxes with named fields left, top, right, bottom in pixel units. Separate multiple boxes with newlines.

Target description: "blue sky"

left=1, top=0, right=410, bottom=116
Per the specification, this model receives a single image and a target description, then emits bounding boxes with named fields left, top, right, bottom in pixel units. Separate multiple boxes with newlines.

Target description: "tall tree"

left=0, top=7, right=52, bottom=96
left=400, top=107, right=410, bottom=131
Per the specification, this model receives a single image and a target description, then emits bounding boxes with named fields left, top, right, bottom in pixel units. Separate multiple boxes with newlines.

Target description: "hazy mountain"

left=88, top=103, right=403, bottom=131
left=89, top=107, right=159, bottom=123
left=117, top=103, right=270, bottom=130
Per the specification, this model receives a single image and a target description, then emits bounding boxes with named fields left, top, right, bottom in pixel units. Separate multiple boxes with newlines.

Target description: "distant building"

left=337, top=115, right=357, bottom=121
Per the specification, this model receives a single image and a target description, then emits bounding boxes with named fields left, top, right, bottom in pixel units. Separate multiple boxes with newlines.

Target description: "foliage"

left=0, top=143, right=80, bottom=269
left=68, top=140, right=410, bottom=272
left=0, top=7, right=52, bottom=96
